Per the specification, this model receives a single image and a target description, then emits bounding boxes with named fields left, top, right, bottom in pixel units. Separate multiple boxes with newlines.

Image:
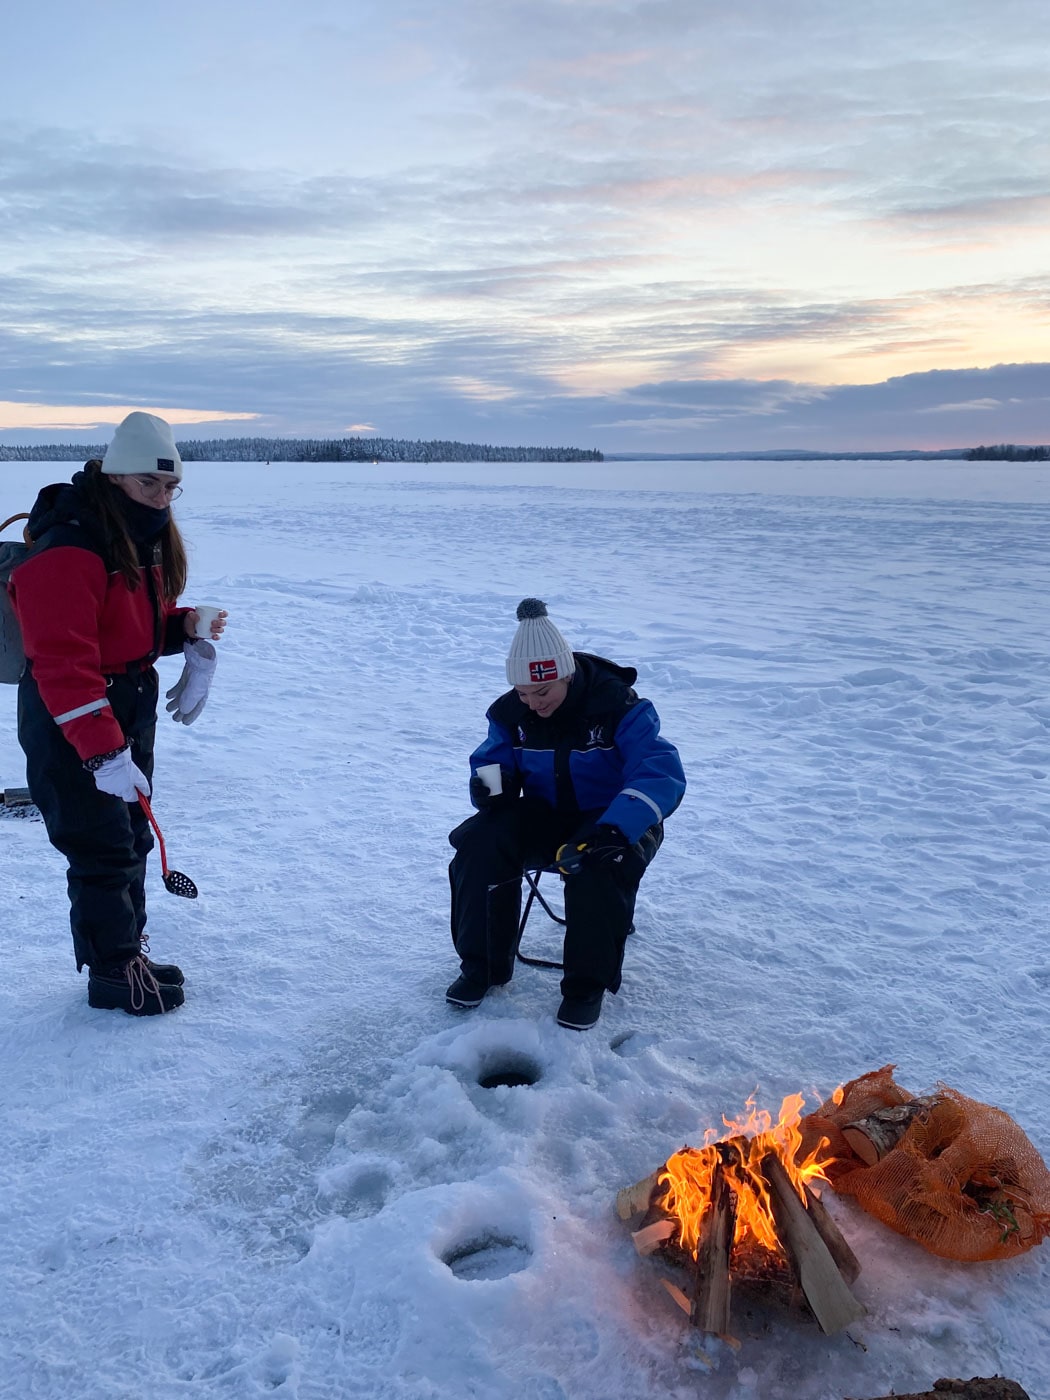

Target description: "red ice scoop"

left=137, top=793, right=199, bottom=898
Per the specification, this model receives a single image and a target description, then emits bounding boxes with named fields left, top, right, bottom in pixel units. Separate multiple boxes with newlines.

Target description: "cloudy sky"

left=2, top=0, right=1048, bottom=453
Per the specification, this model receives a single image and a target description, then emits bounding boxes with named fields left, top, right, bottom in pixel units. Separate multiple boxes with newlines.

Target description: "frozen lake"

left=1, top=457, right=1047, bottom=1399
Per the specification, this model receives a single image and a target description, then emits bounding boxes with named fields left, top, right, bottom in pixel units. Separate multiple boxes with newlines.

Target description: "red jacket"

left=10, top=481, right=190, bottom=761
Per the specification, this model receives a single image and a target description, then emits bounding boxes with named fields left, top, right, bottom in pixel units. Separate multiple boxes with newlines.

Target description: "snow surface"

left=1, top=458, right=1048, bottom=1400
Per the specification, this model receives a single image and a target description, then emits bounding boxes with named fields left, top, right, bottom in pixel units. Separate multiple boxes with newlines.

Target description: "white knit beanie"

left=506, top=598, right=576, bottom=686
left=102, top=411, right=183, bottom=481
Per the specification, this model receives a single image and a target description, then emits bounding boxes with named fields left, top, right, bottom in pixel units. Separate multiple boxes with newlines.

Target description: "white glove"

left=166, top=639, right=217, bottom=724
left=91, top=747, right=151, bottom=801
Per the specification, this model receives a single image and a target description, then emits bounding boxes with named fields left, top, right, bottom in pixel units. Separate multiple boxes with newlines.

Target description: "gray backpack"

left=0, top=513, right=30, bottom=684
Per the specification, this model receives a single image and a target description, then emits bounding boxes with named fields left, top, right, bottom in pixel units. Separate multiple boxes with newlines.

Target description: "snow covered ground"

left=1, top=457, right=1048, bottom=1400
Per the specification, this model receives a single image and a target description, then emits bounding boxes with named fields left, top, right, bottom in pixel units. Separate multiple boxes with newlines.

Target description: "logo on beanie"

left=529, top=659, right=558, bottom=682
left=156, top=458, right=175, bottom=472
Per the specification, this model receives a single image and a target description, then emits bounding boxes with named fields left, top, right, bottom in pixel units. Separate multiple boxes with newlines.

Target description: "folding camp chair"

left=515, top=864, right=637, bottom=972
left=516, top=867, right=565, bottom=970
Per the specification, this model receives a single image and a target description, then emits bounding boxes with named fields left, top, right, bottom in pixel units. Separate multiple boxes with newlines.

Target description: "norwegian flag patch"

left=529, top=659, right=558, bottom=682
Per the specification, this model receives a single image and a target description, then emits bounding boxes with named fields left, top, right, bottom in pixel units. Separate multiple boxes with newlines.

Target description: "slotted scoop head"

left=162, top=867, right=198, bottom=898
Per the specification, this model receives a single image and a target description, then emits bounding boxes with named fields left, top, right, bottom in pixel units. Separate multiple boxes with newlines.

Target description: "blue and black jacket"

left=468, top=652, right=686, bottom=845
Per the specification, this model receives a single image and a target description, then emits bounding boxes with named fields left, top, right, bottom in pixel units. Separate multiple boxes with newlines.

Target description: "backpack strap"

left=0, top=513, right=31, bottom=545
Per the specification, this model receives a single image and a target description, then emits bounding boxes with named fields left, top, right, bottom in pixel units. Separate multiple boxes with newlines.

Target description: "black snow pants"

left=448, top=796, right=662, bottom=1000
left=18, top=664, right=158, bottom=971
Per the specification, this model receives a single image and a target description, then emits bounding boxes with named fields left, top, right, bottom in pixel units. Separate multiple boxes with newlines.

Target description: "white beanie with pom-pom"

left=506, top=598, right=576, bottom=686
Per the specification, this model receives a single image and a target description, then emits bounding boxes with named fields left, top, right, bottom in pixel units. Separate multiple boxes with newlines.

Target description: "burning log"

left=760, top=1153, right=866, bottom=1335
left=691, top=1156, right=735, bottom=1335
left=803, top=1182, right=861, bottom=1286
left=617, top=1091, right=866, bottom=1340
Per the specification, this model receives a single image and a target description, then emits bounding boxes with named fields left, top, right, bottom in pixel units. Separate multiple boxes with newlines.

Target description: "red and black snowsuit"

left=8, top=472, right=191, bottom=970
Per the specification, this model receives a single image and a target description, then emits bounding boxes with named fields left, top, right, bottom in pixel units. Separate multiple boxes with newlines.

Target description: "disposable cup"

left=476, top=763, right=503, bottom=796
left=192, top=605, right=224, bottom=640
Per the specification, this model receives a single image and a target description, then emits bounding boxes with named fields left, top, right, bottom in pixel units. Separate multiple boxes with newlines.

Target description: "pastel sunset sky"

left=2, top=0, right=1047, bottom=452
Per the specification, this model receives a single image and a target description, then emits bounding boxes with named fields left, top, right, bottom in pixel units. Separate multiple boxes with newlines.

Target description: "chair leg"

left=528, top=871, right=566, bottom=927
left=518, top=877, right=539, bottom=939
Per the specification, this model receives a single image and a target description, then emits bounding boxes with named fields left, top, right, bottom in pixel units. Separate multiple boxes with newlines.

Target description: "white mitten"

left=91, top=747, right=151, bottom=801
left=166, top=639, right=217, bottom=724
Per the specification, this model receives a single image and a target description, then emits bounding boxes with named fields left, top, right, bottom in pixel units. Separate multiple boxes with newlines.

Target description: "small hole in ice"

left=477, top=1054, right=541, bottom=1089
left=443, top=1234, right=532, bottom=1280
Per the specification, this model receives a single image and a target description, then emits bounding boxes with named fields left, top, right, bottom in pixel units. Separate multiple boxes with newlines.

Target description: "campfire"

left=616, top=1091, right=865, bottom=1338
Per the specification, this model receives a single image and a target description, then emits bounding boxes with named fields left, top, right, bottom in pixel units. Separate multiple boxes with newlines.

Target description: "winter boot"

left=140, top=938, right=184, bottom=987
left=556, top=990, right=604, bottom=1031
left=87, top=955, right=184, bottom=1016
left=446, top=974, right=492, bottom=1008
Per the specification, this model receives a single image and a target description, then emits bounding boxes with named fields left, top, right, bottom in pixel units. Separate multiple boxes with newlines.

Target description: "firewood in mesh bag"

left=801, top=1064, right=1050, bottom=1262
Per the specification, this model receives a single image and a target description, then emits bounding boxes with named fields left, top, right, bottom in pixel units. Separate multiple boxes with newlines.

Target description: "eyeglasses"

left=130, top=474, right=183, bottom=500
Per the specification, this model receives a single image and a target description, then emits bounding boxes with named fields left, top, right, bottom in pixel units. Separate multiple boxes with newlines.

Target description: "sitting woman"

left=447, top=598, right=686, bottom=1031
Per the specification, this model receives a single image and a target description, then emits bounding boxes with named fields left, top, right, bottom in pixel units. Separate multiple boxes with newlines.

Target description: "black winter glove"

left=555, top=824, right=632, bottom=875
left=469, top=771, right=517, bottom=811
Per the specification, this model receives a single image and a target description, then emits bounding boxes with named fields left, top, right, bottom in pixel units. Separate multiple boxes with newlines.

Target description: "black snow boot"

left=87, top=955, right=185, bottom=1016
left=446, top=974, right=492, bottom=1008
left=140, top=938, right=184, bottom=987
left=556, top=990, right=604, bottom=1031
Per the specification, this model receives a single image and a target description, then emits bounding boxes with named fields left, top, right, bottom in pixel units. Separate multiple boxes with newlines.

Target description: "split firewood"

left=630, top=1219, right=676, bottom=1256
left=660, top=1278, right=692, bottom=1315
left=841, top=1097, right=939, bottom=1166
left=691, top=1159, right=734, bottom=1335
left=616, top=1170, right=662, bottom=1222
left=803, top=1183, right=861, bottom=1285
left=761, top=1153, right=866, bottom=1335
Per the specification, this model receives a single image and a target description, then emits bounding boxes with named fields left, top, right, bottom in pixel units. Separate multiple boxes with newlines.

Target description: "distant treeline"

left=0, top=436, right=603, bottom=463
left=965, top=444, right=1050, bottom=461
left=0, top=444, right=105, bottom=461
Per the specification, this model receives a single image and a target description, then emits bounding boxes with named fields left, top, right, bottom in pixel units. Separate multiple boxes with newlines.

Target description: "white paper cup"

left=192, top=605, right=224, bottom=640
left=476, top=763, right=503, bottom=795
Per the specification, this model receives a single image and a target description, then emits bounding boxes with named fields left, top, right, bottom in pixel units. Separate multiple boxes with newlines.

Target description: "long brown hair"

left=80, top=460, right=189, bottom=600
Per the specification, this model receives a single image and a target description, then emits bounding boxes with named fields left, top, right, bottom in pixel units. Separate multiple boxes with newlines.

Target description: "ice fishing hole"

left=442, top=1233, right=532, bottom=1281
left=477, top=1053, right=542, bottom=1089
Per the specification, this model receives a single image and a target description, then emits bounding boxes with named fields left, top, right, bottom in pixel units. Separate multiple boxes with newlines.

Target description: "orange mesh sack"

left=799, top=1065, right=1050, bottom=1262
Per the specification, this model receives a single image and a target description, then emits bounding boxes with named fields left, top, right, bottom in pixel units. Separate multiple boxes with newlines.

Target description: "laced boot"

left=139, top=937, right=184, bottom=987
left=87, top=955, right=185, bottom=1016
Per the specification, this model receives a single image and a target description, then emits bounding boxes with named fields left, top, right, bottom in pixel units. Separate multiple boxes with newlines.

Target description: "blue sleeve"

left=467, top=716, right=517, bottom=810
left=599, top=701, right=686, bottom=844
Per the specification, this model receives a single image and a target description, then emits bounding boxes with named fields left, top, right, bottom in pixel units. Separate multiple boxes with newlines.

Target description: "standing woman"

left=8, top=411, right=222, bottom=1015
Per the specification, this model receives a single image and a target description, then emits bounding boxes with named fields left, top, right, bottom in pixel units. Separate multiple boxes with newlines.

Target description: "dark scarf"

left=117, top=494, right=170, bottom=544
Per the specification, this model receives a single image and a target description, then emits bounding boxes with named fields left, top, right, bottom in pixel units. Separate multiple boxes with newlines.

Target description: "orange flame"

left=657, top=1092, right=834, bottom=1257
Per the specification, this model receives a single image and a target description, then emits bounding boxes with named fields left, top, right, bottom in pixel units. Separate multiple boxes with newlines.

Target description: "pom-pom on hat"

left=102, top=411, right=183, bottom=481
left=506, top=598, right=576, bottom=686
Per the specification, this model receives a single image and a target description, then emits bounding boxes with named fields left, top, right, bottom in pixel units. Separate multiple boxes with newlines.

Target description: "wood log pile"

left=617, top=1136, right=865, bottom=1338
left=797, top=1065, right=1050, bottom=1263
